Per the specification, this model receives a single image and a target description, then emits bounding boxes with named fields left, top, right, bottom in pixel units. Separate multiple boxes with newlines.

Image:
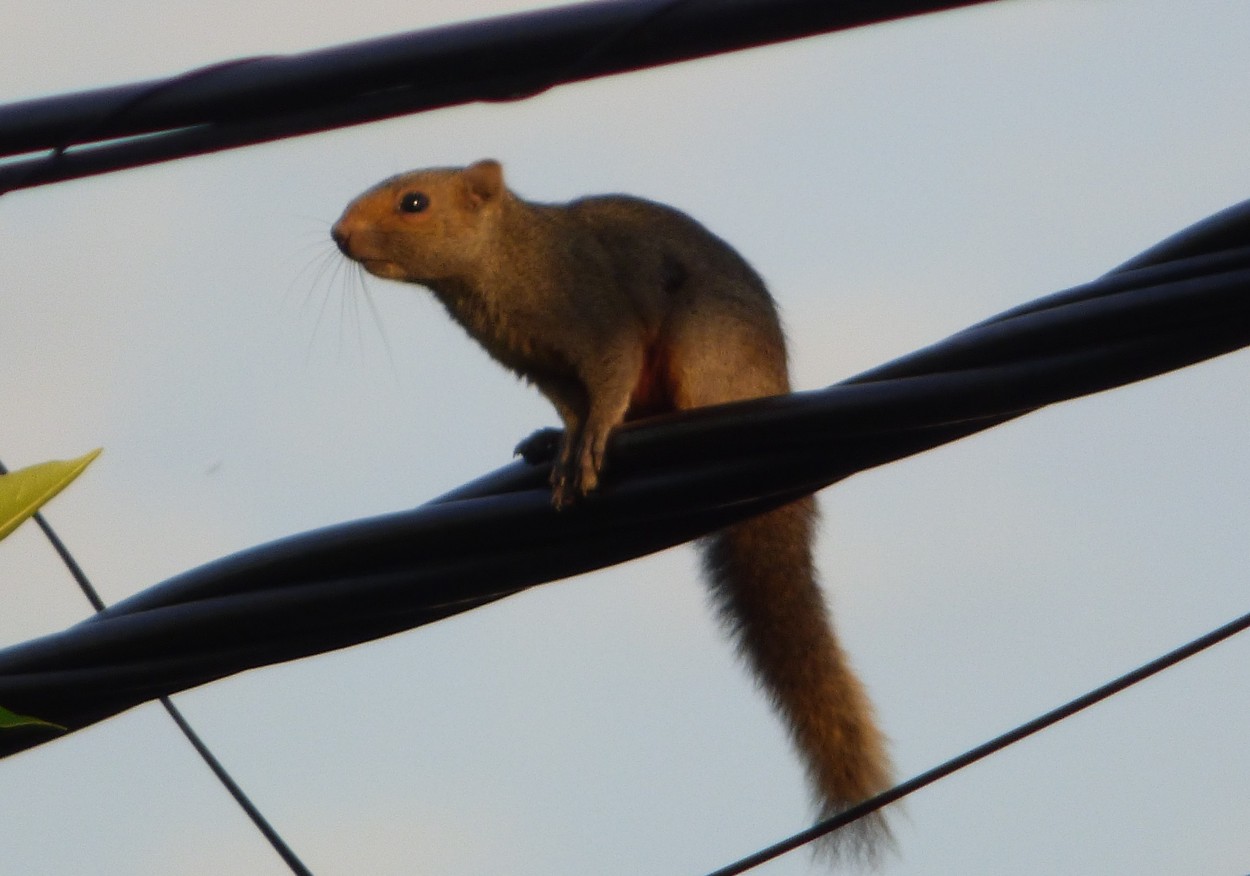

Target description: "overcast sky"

left=2, top=1, right=1249, bottom=874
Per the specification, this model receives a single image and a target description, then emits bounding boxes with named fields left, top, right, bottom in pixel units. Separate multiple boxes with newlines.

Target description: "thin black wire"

left=0, top=463, right=108, bottom=611
left=0, top=459, right=314, bottom=876
left=157, top=700, right=313, bottom=876
left=705, top=607, right=1250, bottom=875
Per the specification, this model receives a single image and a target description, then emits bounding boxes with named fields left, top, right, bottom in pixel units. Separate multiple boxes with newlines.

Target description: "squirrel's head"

left=331, top=159, right=506, bottom=284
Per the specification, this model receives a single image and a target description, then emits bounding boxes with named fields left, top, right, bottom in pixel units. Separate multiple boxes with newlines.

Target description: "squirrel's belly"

left=625, top=341, right=675, bottom=420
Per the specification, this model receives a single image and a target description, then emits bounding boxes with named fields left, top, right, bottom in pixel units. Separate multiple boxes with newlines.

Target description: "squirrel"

left=331, top=159, right=893, bottom=861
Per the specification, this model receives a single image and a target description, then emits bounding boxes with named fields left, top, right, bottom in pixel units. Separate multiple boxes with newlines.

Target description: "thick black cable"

left=0, top=196, right=1247, bottom=758
left=0, top=461, right=314, bottom=876
left=705, top=607, right=1250, bottom=875
left=0, top=0, right=996, bottom=192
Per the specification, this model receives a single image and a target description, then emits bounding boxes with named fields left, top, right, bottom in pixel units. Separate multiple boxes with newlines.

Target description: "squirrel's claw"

left=547, top=435, right=601, bottom=509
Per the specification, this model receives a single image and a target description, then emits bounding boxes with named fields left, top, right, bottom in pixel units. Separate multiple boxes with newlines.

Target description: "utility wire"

left=156, top=700, right=313, bottom=876
left=0, top=461, right=314, bottom=876
left=1, top=196, right=1248, bottom=756
left=705, top=605, right=1250, bottom=875
left=0, top=0, right=997, bottom=192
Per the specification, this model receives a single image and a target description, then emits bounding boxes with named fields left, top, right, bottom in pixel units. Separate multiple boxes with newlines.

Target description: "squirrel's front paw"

left=550, top=474, right=575, bottom=509
left=549, top=451, right=599, bottom=510
left=514, top=427, right=563, bottom=465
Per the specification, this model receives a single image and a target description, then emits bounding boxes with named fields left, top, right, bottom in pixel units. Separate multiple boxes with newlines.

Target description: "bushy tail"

left=700, top=496, right=893, bottom=863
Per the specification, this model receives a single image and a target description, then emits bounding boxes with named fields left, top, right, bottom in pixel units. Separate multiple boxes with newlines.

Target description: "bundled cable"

left=0, top=0, right=993, bottom=192
left=1, top=195, right=1247, bottom=758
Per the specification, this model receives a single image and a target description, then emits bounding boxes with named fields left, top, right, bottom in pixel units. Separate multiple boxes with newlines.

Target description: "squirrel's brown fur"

left=332, top=160, right=892, bottom=860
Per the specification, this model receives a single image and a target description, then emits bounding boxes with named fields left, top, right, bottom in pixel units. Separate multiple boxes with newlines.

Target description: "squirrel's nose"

left=330, top=222, right=351, bottom=255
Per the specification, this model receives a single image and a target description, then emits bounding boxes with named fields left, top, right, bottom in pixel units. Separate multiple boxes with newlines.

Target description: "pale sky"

left=2, top=2, right=1249, bottom=874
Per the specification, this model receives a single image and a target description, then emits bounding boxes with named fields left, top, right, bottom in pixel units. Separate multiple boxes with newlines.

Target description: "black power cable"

left=0, top=0, right=996, bottom=192
left=0, top=195, right=1247, bottom=759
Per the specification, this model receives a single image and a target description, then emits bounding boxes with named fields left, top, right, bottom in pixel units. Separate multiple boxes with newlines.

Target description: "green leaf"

left=0, top=448, right=102, bottom=542
left=0, top=705, right=65, bottom=732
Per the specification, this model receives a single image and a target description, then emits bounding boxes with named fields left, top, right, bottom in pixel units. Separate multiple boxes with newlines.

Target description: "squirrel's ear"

left=462, top=159, right=503, bottom=207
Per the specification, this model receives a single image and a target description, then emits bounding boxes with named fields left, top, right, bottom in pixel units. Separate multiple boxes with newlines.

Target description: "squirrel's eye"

left=399, top=191, right=430, bottom=213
